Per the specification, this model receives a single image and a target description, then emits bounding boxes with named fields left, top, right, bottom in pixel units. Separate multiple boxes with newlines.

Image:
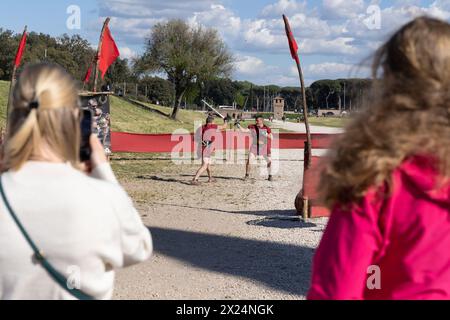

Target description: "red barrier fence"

left=111, top=131, right=338, bottom=219
left=111, top=131, right=337, bottom=153
left=294, top=135, right=339, bottom=219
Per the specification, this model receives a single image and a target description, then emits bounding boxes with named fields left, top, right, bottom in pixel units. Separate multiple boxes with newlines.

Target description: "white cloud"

left=260, top=0, right=307, bottom=18
left=98, top=0, right=217, bottom=19
left=235, top=55, right=266, bottom=76
left=234, top=55, right=278, bottom=77
left=93, top=0, right=450, bottom=85
left=300, top=37, right=359, bottom=55
left=119, top=46, right=138, bottom=60
left=321, top=0, right=365, bottom=19
left=188, top=4, right=242, bottom=40
left=306, top=62, right=368, bottom=78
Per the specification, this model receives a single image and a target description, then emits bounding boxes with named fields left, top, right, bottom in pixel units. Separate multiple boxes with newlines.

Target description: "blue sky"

left=1, top=0, right=449, bottom=86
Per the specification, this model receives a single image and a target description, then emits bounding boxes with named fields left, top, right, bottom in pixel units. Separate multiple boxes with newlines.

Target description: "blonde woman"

left=0, top=63, right=152, bottom=300
left=308, top=17, right=450, bottom=300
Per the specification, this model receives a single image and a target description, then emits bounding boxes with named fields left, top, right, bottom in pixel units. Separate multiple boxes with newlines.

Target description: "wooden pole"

left=93, top=17, right=111, bottom=93
left=295, top=59, right=312, bottom=169
left=6, top=26, right=27, bottom=125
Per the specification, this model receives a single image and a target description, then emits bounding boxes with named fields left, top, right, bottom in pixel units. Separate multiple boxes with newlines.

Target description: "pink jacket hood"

left=308, top=155, right=450, bottom=300
left=399, top=155, right=450, bottom=204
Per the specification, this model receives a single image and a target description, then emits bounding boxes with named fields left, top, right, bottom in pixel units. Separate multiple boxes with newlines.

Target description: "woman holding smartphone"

left=0, top=63, right=152, bottom=300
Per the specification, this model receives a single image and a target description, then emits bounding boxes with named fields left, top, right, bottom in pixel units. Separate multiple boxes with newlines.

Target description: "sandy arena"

left=113, top=145, right=329, bottom=300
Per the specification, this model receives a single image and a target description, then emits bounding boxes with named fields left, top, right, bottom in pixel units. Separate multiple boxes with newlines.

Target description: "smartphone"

left=80, top=109, right=92, bottom=162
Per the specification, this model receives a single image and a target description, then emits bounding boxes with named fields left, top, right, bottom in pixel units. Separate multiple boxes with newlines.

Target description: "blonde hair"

left=320, top=16, right=450, bottom=207
left=3, top=63, right=81, bottom=171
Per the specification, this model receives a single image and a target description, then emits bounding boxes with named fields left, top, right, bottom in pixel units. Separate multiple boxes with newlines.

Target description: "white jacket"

left=0, top=161, right=152, bottom=300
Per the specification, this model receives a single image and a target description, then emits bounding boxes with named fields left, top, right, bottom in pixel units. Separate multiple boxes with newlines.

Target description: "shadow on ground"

left=138, top=174, right=245, bottom=183
left=152, top=203, right=311, bottom=220
left=137, top=175, right=193, bottom=186
left=247, top=217, right=317, bottom=229
left=180, top=174, right=245, bottom=181
left=149, top=227, right=315, bottom=297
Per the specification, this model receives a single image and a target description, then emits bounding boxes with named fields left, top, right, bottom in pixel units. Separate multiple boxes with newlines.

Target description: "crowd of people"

left=0, top=16, right=449, bottom=300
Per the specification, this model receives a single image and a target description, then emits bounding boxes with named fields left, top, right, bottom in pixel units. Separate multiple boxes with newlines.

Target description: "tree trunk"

left=171, top=89, right=186, bottom=120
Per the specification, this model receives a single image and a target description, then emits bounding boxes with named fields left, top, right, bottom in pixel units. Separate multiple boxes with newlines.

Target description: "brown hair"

left=320, top=16, right=450, bottom=207
left=3, top=63, right=81, bottom=171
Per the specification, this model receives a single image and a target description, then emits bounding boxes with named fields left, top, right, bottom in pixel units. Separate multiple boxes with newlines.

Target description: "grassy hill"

left=111, top=96, right=209, bottom=133
left=0, top=81, right=346, bottom=133
left=0, top=81, right=10, bottom=129
left=0, top=82, right=208, bottom=133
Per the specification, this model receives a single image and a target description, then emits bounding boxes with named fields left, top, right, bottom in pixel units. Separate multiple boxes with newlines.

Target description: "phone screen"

left=80, top=109, right=92, bottom=162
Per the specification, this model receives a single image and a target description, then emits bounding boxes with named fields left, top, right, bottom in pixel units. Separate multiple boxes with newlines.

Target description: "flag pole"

left=295, top=55, right=312, bottom=169
left=282, top=15, right=312, bottom=169
left=82, top=57, right=95, bottom=91
left=93, top=17, right=110, bottom=93
left=6, top=26, right=27, bottom=123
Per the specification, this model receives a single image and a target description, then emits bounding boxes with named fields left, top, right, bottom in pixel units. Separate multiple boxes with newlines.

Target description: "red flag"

left=14, top=28, right=27, bottom=67
left=282, top=15, right=299, bottom=65
left=98, top=26, right=120, bottom=79
left=83, top=65, right=92, bottom=83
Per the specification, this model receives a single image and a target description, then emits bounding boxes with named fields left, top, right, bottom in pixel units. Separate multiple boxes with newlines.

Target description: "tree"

left=0, top=30, right=97, bottom=84
left=140, top=76, right=175, bottom=106
left=137, top=19, right=234, bottom=119
left=104, top=58, right=134, bottom=85
left=310, top=80, right=342, bottom=109
left=200, top=78, right=236, bottom=106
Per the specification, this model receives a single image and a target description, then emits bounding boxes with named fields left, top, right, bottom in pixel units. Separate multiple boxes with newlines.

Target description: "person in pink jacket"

left=308, top=17, right=450, bottom=300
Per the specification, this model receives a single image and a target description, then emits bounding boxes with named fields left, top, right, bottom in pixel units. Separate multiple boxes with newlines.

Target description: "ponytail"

left=2, top=63, right=80, bottom=171
left=3, top=108, right=42, bottom=170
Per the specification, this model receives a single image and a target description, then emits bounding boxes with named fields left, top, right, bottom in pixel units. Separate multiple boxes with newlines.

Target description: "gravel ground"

left=113, top=146, right=328, bottom=300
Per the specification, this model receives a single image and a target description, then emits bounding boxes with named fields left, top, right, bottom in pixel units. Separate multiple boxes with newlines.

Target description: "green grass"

left=307, top=117, right=350, bottom=128
left=110, top=96, right=204, bottom=134
left=286, top=116, right=349, bottom=128
left=0, top=81, right=10, bottom=129
left=112, top=97, right=242, bottom=133
left=123, top=99, right=288, bottom=132
left=0, top=82, right=292, bottom=133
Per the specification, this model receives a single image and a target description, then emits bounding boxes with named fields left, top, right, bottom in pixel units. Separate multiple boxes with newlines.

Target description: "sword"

left=202, top=99, right=225, bottom=120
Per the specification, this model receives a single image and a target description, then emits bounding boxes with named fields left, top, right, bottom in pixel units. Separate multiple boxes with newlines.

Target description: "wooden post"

left=93, top=17, right=111, bottom=93
left=295, top=59, right=312, bottom=169
left=302, top=197, right=309, bottom=220
left=283, top=14, right=312, bottom=169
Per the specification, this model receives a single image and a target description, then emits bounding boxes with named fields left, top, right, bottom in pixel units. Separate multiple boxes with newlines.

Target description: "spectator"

left=0, top=63, right=152, bottom=300
left=308, top=17, right=450, bottom=300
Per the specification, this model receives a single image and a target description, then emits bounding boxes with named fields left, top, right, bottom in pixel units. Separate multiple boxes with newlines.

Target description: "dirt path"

left=270, top=120, right=344, bottom=134
left=113, top=149, right=328, bottom=300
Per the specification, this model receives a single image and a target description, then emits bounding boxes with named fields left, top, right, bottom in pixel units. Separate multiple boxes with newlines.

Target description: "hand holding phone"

left=89, top=135, right=108, bottom=169
left=80, top=109, right=107, bottom=171
left=80, top=109, right=92, bottom=162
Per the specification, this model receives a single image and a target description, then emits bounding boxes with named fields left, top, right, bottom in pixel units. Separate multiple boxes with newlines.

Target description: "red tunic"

left=248, top=124, right=272, bottom=156
left=196, top=124, right=219, bottom=159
